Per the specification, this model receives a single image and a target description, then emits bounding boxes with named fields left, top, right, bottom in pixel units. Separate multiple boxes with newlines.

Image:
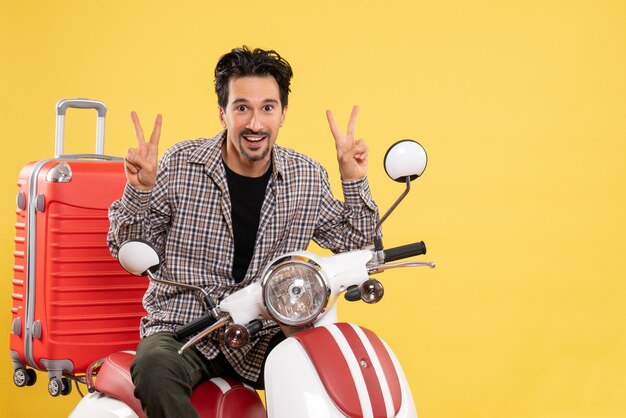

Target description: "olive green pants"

left=131, top=332, right=282, bottom=418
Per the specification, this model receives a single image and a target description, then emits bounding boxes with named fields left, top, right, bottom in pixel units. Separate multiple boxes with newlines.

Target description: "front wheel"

left=48, top=377, right=61, bottom=396
left=49, top=376, right=73, bottom=396
left=14, top=368, right=37, bottom=387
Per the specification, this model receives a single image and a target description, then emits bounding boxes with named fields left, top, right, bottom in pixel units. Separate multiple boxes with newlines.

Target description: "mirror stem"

left=375, top=176, right=412, bottom=238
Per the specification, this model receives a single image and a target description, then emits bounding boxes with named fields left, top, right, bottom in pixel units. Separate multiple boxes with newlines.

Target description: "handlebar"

left=174, top=313, right=218, bottom=341
left=383, top=241, right=426, bottom=262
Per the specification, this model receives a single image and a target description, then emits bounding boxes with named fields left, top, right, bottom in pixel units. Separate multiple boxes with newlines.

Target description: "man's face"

left=220, top=75, right=287, bottom=176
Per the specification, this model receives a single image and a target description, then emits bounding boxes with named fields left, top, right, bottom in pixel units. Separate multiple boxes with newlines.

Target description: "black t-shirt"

left=223, top=161, right=272, bottom=282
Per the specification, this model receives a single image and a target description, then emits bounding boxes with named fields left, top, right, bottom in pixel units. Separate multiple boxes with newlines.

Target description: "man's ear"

left=280, top=105, right=288, bottom=127
left=218, top=106, right=226, bottom=129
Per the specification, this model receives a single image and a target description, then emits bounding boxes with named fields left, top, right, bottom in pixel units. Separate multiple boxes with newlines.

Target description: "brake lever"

left=368, top=261, right=436, bottom=274
left=177, top=316, right=230, bottom=355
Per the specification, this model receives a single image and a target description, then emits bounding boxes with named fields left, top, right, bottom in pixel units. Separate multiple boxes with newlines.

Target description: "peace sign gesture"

left=326, top=105, right=368, bottom=181
left=124, top=111, right=162, bottom=191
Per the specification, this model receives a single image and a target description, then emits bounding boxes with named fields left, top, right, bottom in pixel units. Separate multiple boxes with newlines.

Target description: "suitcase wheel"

left=13, top=368, right=37, bottom=387
left=48, top=376, right=72, bottom=397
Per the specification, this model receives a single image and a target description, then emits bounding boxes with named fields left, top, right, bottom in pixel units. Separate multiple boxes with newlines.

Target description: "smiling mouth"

left=240, top=129, right=270, bottom=147
left=242, top=134, right=267, bottom=143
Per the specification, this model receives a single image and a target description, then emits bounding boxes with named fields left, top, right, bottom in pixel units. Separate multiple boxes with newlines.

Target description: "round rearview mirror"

left=383, top=140, right=428, bottom=182
left=118, top=240, right=160, bottom=276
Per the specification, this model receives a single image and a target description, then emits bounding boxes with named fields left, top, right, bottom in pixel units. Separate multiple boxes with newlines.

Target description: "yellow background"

left=1, top=0, right=625, bottom=416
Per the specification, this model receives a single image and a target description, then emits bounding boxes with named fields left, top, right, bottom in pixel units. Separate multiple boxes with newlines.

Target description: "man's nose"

left=246, top=111, right=262, bottom=131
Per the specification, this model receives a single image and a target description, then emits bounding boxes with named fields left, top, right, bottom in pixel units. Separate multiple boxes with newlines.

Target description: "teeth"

left=244, top=136, right=265, bottom=142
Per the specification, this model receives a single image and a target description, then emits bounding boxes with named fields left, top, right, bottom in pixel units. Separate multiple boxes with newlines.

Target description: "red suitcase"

left=9, top=99, right=147, bottom=396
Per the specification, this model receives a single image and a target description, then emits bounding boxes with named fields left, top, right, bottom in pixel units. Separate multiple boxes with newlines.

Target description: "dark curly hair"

left=214, top=46, right=293, bottom=109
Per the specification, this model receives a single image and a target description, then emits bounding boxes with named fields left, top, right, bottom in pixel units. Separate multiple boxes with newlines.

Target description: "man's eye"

left=263, top=105, right=273, bottom=111
left=237, top=105, right=247, bottom=112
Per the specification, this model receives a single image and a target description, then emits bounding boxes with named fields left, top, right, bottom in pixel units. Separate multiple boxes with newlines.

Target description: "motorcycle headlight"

left=261, top=255, right=330, bottom=327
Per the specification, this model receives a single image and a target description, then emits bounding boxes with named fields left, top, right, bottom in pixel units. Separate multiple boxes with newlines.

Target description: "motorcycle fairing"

left=292, top=323, right=403, bottom=418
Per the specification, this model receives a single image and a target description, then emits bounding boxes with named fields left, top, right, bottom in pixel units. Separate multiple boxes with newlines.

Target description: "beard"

left=239, top=144, right=271, bottom=161
left=238, top=129, right=272, bottom=162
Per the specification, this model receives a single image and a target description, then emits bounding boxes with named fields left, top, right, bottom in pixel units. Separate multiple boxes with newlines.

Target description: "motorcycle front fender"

left=264, top=323, right=417, bottom=418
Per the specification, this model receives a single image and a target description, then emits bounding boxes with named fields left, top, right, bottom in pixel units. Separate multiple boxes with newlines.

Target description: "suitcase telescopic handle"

left=55, top=98, right=107, bottom=158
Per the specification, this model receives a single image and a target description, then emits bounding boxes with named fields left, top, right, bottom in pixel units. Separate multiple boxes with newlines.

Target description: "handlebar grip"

left=174, top=314, right=217, bottom=341
left=247, top=319, right=263, bottom=336
left=383, top=241, right=427, bottom=262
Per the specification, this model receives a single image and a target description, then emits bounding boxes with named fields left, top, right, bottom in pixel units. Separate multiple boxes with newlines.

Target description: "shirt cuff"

left=121, top=182, right=152, bottom=212
left=341, top=176, right=376, bottom=209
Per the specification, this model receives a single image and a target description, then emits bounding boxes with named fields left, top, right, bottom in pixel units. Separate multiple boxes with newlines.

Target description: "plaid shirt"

left=107, top=131, right=379, bottom=381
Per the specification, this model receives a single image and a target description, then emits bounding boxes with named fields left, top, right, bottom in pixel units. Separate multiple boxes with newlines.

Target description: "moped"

left=70, top=139, right=435, bottom=418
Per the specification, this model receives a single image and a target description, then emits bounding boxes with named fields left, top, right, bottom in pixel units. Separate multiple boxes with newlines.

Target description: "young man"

left=108, top=46, right=379, bottom=417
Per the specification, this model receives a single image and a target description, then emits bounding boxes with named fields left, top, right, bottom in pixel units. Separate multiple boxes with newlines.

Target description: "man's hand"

left=326, top=105, right=368, bottom=181
left=125, top=112, right=161, bottom=191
